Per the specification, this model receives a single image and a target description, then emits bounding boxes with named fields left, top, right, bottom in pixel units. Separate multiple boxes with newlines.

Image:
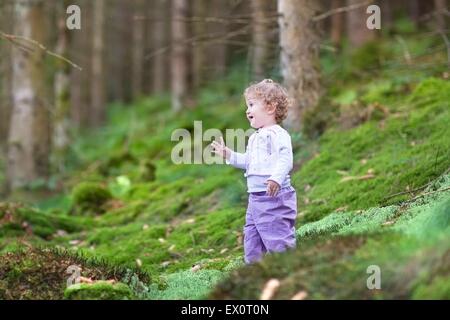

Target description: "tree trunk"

left=278, top=0, right=321, bottom=131
left=434, top=0, right=447, bottom=31
left=152, top=0, right=170, bottom=93
left=207, top=0, right=229, bottom=79
left=70, top=0, right=90, bottom=128
left=408, top=0, right=420, bottom=26
left=0, top=1, right=13, bottom=146
left=53, top=0, right=72, bottom=172
left=132, top=0, right=145, bottom=100
left=192, top=0, right=207, bottom=90
left=7, top=0, right=50, bottom=190
left=90, top=0, right=105, bottom=126
left=251, top=0, right=273, bottom=80
left=346, top=0, right=375, bottom=48
left=330, top=0, right=344, bottom=46
left=171, top=0, right=189, bottom=111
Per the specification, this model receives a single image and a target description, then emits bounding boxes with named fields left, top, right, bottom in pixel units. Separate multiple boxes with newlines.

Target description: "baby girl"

left=212, top=79, right=297, bottom=264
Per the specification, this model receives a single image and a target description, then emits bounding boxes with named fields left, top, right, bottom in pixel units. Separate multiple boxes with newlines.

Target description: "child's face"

left=245, top=96, right=276, bottom=129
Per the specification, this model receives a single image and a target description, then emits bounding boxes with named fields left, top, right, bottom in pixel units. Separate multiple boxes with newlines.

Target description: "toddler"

left=212, top=79, right=297, bottom=264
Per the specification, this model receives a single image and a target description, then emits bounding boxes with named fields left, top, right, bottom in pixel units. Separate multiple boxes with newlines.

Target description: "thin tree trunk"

left=152, top=0, right=170, bottom=93
left=53, top=0, right=72, bottom=172
left=90, top=0, right=105, bottom=126
left=346, top=0, right=375, bottom=48
left=171, top=0, right=189, bottom=112
left=330, top=0, right=344, bottom=46
left=192, top=0, right=206, bottom=89
left=8, top=0, right=50, bottom=190
left=207, top=0, right=229, bottom=79
left=278, top=0, right=321, bottom=131
left=132, top=0, right=145, bottom=100
left=434, top=0, right=447, bottom=31
left=409, top=0, right=420, bottom=26
left=251, top=0, right=273, bottom=80
left=0, top=1, right=12, bottom=145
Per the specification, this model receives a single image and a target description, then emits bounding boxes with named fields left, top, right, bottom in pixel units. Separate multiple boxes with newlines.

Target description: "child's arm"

left=267, top=132, right=293, bottom=192
left=211, top=137, right=247, bottom=169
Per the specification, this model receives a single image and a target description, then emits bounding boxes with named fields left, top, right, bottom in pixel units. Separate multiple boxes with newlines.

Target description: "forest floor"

left=0, top=30, right=449, bottom=299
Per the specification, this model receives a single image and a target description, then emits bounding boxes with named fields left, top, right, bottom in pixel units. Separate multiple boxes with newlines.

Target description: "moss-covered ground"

left=0, top=30, right=449, bottom=299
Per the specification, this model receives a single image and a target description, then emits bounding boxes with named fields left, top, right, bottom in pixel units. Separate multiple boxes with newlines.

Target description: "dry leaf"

left=136, top=259, right=142, bottom=267
left=79, top=276, right=94, bottom=284
left=291, top=291, right=308, bottom=300
left=161, top=261, right=171, bottom=268
left=191, top=264, right=201, bottom=272
left=335, top=206, right=348, bottom=212
left=260, top=279, right=280, bottom=300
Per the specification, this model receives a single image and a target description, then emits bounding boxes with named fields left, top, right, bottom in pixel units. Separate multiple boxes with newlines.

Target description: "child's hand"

left=266, top=180, right=280, bottom=197
left=211, top=137, right=231, bottom=160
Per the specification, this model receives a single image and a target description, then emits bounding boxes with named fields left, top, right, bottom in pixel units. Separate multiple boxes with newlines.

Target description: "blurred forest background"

left=0, top=0, right=449, bottom=300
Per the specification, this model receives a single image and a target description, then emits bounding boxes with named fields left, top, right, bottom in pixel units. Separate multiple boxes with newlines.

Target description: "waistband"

left=250, top=186, right=295, bottom=197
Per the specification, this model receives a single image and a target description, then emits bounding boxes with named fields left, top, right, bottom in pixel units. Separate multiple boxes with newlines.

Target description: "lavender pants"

left=244, top=186, right=297, bottom=264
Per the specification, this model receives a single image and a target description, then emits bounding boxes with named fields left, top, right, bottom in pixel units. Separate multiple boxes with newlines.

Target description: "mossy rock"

left=71, top=182, right=113, bottom=215
left=64, top=281, right=135, bottom=300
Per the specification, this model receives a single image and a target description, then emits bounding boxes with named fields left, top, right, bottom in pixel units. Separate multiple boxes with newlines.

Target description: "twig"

left=384, top=167, right=450, bottom=201
left=312, top=0, right=372, bottom=22
left=395, top=35, right=412, bottom=65
left=0, top=30, right=82, bottom=71
left=384, top=184, right=429, bottom=201
left=410, top=186, right=450, bottom=202
left=144, top=24, right=251, bottom=61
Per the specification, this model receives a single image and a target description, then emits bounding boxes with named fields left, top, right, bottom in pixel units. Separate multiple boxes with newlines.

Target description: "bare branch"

left=313, top=0, right=372, bottom=22
left=0, top=30, right=82, bottom=71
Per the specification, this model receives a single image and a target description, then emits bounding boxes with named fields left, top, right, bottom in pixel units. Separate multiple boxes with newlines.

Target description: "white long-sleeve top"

left=226, top=124, right=293, bottom=192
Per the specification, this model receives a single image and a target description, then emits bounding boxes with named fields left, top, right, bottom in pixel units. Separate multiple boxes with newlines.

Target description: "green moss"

left=0, top=248, right=148, bottom=299
left=0, top=202, right=92, bottom=242
left=294, top=77, right=450, bottom=222
left=147, top=270, right=224, bottom=300
left=71, top=182, right=113, bottom=215
left=64, top=281, right=134, bottom=300
left=412, top=276, right=450, bottom=299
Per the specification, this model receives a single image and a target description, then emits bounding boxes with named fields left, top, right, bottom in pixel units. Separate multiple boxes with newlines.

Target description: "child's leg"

left=254, top=187, right=297, bottom=254
left=244, top=204, right=267, bottom=264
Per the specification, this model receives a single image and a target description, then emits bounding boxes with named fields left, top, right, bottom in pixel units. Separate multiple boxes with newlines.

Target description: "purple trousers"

left=244, top=186, right=297, bottom=264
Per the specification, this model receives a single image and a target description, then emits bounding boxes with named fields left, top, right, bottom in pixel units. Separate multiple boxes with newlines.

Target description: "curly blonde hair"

left=244, top=79, right=291, bottom=124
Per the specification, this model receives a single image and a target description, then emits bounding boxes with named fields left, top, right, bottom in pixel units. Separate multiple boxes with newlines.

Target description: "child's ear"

left=266, top=102, right=276, bottom=115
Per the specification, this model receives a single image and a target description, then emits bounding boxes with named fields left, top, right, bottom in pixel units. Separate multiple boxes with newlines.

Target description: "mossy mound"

left=0, top=202, right=90, bottom=242
left=71, top=182, right=113, bottom=215
left=0, top=248, right=149, bottom=299
left=209, top=175, right=450, bottom=299
left=293, top=77, right=450, bottom=222
left=64, top=281, right=134, bottom=300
